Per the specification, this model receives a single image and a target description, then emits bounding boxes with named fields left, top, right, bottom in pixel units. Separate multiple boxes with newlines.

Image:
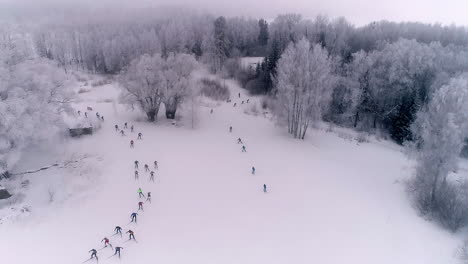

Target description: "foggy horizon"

left=1, top=0, right=468, bottom=27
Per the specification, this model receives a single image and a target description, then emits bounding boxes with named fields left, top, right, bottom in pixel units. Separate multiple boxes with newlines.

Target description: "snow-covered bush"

left=407, top=74, right=468, bottom=232
left=91, top=77, right=112, bottom=87
left=244, top=103, right=260, bottom=116
left=199, top=78, right=230, bottom=101
left=337, top=131, right=353, bottom=141
left=356, top=133, right=369, bottom=143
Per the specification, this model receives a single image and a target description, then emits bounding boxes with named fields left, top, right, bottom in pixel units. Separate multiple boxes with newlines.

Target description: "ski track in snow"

left=0, top=75, right=462, bottom=264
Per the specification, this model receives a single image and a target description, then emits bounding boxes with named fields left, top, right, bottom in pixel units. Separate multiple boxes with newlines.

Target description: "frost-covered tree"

left=408, top=74, right=468, bottom=231
left=275, top=38, right=335, bottom=139
left=213, top=16, right=229, bottom=72
left=161, top=53, right=198, bottom=119
left=120, top=54, right=165, bottom=121
left=328, top=39, right=439, bottom=141
left=1, top=28, right=72, bottom=175
left=346, top=50, right=373, bottom=127
left=0, top=55, right=72, bottom=175
left=269, top=14, right=303, bottom=51
left=120, top=53, right=197, bottom=121
left=160, top=19, right=189, bottom=56
left=226, top=17, right=259, bottom=56
left=369, top=39, right=436, bottom=142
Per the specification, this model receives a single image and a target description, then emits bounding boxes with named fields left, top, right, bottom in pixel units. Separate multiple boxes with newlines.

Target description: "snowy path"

left=0, top=78, right=460, bottom=264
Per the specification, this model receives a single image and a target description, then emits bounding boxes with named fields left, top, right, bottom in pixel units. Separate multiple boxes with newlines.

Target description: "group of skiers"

left=87, top=215, right=138, bottom=260
left=229, top=93, right=267, bottom=193
left=77, top=109, right=105, bottom=121
left=113, top=122, right=144, bottom=149
left=230, top=92, right=253, bottom=107
left=88, top=230, right=128, bottom=261
left=134, top=160, right=158, bottom=182
left=85, top=122, right=159, bottom=263
left=85, top=91, right=266, bottom=262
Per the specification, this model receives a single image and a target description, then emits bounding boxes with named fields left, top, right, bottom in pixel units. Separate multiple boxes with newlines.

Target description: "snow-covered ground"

left=0, top=74, right=462, bottom=264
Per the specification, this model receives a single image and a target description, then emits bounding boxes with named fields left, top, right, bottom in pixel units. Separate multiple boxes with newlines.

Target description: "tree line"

left=30, top=10, right=468, bottom=143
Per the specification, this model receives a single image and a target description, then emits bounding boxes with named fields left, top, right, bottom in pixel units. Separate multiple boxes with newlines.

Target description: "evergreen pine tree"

left=258, top=19, right=269, bottom=46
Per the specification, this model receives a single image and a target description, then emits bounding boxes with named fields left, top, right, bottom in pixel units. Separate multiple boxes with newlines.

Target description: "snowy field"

left=0, top=75, right=462, bottom=264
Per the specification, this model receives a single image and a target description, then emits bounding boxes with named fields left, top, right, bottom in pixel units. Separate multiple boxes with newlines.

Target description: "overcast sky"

left=1, top=0, right=467, bottom=26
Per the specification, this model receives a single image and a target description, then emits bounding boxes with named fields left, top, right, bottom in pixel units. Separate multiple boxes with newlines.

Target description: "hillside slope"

left=0, top=75, right=460, bottom=264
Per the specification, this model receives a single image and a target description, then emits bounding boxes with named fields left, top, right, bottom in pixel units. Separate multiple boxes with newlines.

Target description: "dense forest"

left=24, top=9, right=468, bottom=143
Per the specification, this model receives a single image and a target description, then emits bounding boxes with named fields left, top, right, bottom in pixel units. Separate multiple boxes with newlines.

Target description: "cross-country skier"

left=146, top=192, right=152, bottom=203
left=124, top=122, right=128, bottom=129
left=252, top=166, right=255, bottom=175
left=210, top=109, right=213, bottom=114
left=242, top=145, right=247, bottom=152
left=154, top=161, right=158, bottom=170
left=138, top=201, right=144, bottom=211
left=238, top=92, right=240, bottom=98
left=130, top=213, right=138, bottom=223
left=138, top=188, right=145, bottom=198
left=101, top=237, right=112, bottom=248
left=131, top=125, right=134, bottom=133
left=114, top=226, right=122, bottom=236
left=237, top=138, right=243, bottom=144
left=113, top=247, right=123, bottom=258
left=130, top=140, right=134, bottom=148
left=101, top=116, right=104, bottom=121
left=144, top=164, right=149, bottom=172
left=138, top=132, right=142, bottom=140
left=247, top=99, right=249, bottom=103
left=149, top=171, right=155, bottom=182
left=115, top=124, right=119, bottom=131
left=120, top=130, right=125, bottom=136
left=134, top=170, right=139, bottom=180
left=234, top=103, right=237, bottom=107
left=96, top=112, right=100, bottom=118
left=263, top=184, right=267, bottom=193
left=127, top=230, right=135, bottom=240
left=229, top=126, right=232, bottom=133
left=242, top=100, right=244, bottom=104
left=85, top=112, right=88, bottom=118
left=89, top=249, right=98, bottom=261
left=78, top=110, right=81, bottom=116
left=134, top=160, right=139, bottom=169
